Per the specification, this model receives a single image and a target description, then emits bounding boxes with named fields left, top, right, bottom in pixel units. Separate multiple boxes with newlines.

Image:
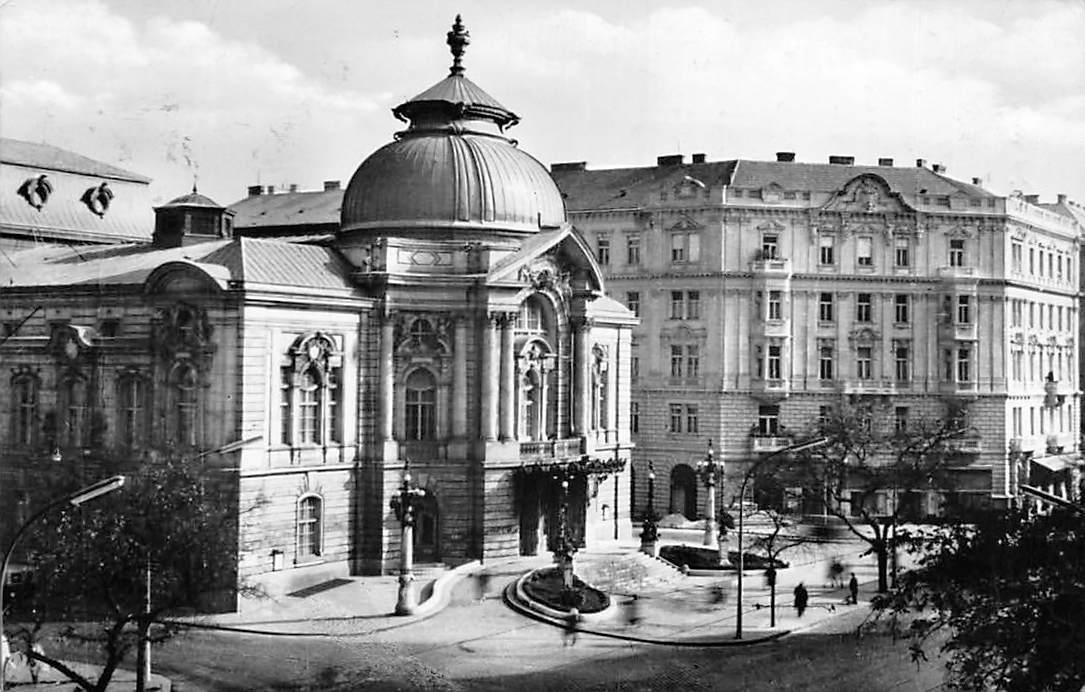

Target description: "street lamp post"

left=735, top=437, right=828, bottom=639
left=639, top=461, right=659, bottom=556
left=390, top=459, right=426, bottom=616
left=552, top=466, right=577, bottom=594
left=696, top=440, right=720, bottom=546
left=1, top=475, right=126, bottom=689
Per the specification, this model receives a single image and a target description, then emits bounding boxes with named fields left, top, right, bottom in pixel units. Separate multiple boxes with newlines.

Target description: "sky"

left=1, top=0, right=1083, bottom=208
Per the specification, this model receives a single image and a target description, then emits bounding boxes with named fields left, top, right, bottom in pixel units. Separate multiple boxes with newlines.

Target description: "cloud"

left=0, top=0, right=387, bottom=203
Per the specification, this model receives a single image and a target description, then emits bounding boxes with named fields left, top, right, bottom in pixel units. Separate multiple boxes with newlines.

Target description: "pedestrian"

left=475, top=572, right=491, bottom=604
left=765, top=566, right=776, bottom=589
left=710, top=583, right=727, bottom=605
left=563, top=607, right=581, bottom=647
left=793, top=582, right=808, bottom=618
left=626, top=594, right=642, bottom=626
left=829, top=557, right=844, bottom=588
left=848, top=572, right=859, bottom=605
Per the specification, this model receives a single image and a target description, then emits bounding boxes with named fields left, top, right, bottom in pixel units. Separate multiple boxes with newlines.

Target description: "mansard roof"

left=0, top=237, right=355, bottom=293
left=1, top=137, right=151, bottom=183
left=229, top=188, right=344, bottom=231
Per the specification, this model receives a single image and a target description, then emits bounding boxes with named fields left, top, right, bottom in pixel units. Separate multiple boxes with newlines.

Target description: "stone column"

left=605, top=343, right=617, bottom=443
left=499, top=314, right=516, bottom=440
left=481, top=314, right=497, bottom=441
left=380, top=313, right=395, bottom=443
left=538, top=362, right=550, bottom=440
left=574, top=319, right=591, bottom=435
left=452, top=315, right=468, bottom=438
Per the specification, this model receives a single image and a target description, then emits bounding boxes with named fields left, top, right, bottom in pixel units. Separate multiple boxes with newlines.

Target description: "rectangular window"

left=1012, top=242, right=1023, bottom=273
left=630, top=402, right=639, bottom=434
left=119, top=376, right=146, bottom=448
left=630, top=355, right=639, bottom=380
left=1029, top=248, right=1035, bottom=274
left=297, top=496, right=322, bottom=559
left=597, top=236, right=610, bottom=265
left=686, top=345, right=700, bottom=378
left=670, top=345, right=684, bottom=377
left=818, top=405, right=832, bottom=427
left=626, top=291, right=640, bottom=317
left=686, top=405, right=699, bottom=434
left=626, top=234, right=641, bottom=265
left=280, top=366, right=293, bottom=445
left=957, top=347, right=971, bottom=382
left=819, top=235, right=835, bottom=265
left=894, top=406, right=909, bottom=432
left=856, top=347, right=873, bottom=380
left=894, top=294, right=909, bottom=324
left=768, top=291, right=782, bottom=320
left=761, top=234, right=779, bottom=260
left=757, top=405, right=780, bottom=435
left=957, top=295, right=971, bottom=324
left=670, top=404, right=683, bottom=433
left=818, top=293, right=834, bottom=322
left=670, top=291, right=685, bottom=320
left=856, top=293, right=872, bottom=322
left=949, top=239, right=965, bottom=267
left=943, top=349, right=954, bottom=381
left=671, top=232, right=701, bottom=263
left=1029, top=302, right=1035, bottom=327
left=819, top=346, right=834, bottom=380
left=686, top=291, right=701, bottom=320
left=1012, top=350, right=1023, bottom=381
left=894, top=237, right=910, bottom=267
left=767, top=345, right=782, bottom=379
left=857, top=236, right=873, bottom=266
left=327, top=365, right=342, bottom=444
left=1012, top=407, right=1022, bottom=436
left=895, top=345, right=910, bottom=381
left=1039, top=250, right=1046, bottom=276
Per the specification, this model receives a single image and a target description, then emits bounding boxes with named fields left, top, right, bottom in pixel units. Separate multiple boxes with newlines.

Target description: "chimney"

left=1024, top=194, right=1040, bottom=204
left=551, top=161, right=587, bottom=172
left=972, top=177, right=983, bottom=186
left=1057, top=193, right=1067, bottom=204
left=932, top=163, right=946, bottom=174
left=829, top=155, right=854, bottom=165
left=691, top=153, right=706, bottom=164
left=323, top=180, right=341, bottom=191
left=288, top=184, right=298, bottom=193
left=657, top=154, right=684, bottom=166
left=776, top=152, right=796, bottom=162
left=916, top=159, right=927, bottom=168
left=267, top=185, right=276, bottom=195
left=878, top=158, right=894, bottom=167
left=247, top=185, right=263, bottom=197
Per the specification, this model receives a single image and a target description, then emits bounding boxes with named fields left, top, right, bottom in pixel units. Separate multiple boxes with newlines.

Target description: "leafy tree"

left=872, top=507, right=1085, bottom=691
left=792, top=395, right=969, bottom=592
left=6, top=450, right=250, bottom=692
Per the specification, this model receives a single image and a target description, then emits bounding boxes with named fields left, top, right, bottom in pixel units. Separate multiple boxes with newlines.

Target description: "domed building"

left=0, top=17, right=636, bottom=608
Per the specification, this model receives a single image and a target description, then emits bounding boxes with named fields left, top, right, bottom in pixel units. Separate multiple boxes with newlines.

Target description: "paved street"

left=125, top=534, right=945, bottom=691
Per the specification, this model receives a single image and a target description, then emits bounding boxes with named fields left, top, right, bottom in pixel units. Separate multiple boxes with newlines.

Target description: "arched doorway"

left=670, top=464, right=698, bottom=519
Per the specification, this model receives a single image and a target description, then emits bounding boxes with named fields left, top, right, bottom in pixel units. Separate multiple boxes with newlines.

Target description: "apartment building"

left=553, top=153, right=1083, bottom=519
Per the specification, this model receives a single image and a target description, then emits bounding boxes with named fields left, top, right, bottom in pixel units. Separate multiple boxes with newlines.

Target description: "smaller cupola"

left=152, top=184, right=235, bottom=247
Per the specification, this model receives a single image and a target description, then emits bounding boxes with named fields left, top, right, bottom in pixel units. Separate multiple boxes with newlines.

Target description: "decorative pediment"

left=822, top=175, right=911, bottom=214
left=287, top=332, right=342, bottom=373
left=847, top=327, right=880, bottom=344
left=756, top=220, right=785, bottom=232
left=151, top=303, right=215, bottom=360
left=517, top=255, right=571, bottom=301
left=945, top=225, right=977, bottom=240
left=668, top=215, right=703, bottom=232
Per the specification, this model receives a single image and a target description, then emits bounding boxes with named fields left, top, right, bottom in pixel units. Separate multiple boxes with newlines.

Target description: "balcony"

left=1045, top=432, right=1075, bottom=455
left=755, top=319, right=791, bottom=338
left=937, top=265, right=977, bottom=281
left=750, top=377, right=790, bottom=401
left=939, top=380, right=978, bottom=398
left=947, top=435, right=982, bottom=454
left=749, top=256, right=792, bottom=277
left=938, top=321, right=978, bottom=342
left=751, top=434, right=794, bottom=454
left=519, top=438, right=584, bottom=460
left=841, top=379, right=895, bottom=396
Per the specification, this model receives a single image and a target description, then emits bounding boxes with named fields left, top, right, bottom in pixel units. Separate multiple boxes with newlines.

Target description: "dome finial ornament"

left=446, top=14, right=470, bottom=76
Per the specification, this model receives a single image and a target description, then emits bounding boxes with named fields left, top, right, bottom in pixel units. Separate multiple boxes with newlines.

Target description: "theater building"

left=0, top=18, right=635, bottom=607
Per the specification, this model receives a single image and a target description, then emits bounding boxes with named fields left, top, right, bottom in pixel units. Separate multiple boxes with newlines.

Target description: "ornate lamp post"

left=639, top=461, right=660, bottom=556
left=390, top=459, right=426, bottom=615
left=696, top=440, right=720, bottom=546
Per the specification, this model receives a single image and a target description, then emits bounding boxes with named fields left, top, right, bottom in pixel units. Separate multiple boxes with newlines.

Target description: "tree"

left=6, top=450, right=249, bottom=692
left=793, top=395, right=969, bottom=592
left=872, top=506, right=1085, bottom=691
left=743, top=488, right=811, bottom=628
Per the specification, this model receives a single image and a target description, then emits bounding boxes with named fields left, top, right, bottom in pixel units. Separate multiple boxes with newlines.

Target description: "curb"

left=504, top=579, right=789, bottom=647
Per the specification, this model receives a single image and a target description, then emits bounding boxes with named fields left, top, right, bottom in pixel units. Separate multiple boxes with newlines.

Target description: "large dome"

left=340, top=16, right=566, bottom=236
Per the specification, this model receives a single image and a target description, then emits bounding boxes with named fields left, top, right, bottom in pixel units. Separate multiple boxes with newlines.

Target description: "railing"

left=749, top=257, right=792, bottom=275
left=937, top=265, right=977, bottom=280
left=842, top=380, right=895, bottom=396
left=750, top=435, right=793, bottom=453
left=519, top=438, right=584, bottom=459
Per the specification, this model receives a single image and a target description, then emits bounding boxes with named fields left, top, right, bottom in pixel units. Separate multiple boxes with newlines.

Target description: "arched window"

left=298, top=365, right=322, bottom=444
left=172, top=363, right=199, bottom=447
left=405, top=369, right=436, bottom=440
left=517, top=301, right=544, bottom=333
left=12, top=374, right=38, bottom=446
left=296, top=495, right=323, bottom=561
left=519, top=369, right=542, bottom=440
left=117, top=373, right=147, bottom=449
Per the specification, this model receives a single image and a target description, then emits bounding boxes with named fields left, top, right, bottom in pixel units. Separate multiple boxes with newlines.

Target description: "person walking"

left=563, top=607, right=581, bottom=647
left=848, top=572, right=859, bottom=605
left=475, top=572, right=491, bottom=604
left=793, top=582, right=808, bottom=618
left=626, top=595, right=642, bottom=627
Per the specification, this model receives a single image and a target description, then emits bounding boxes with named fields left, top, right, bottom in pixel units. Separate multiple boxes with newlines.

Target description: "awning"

left=1031, top=454, right=1080, bottom=473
